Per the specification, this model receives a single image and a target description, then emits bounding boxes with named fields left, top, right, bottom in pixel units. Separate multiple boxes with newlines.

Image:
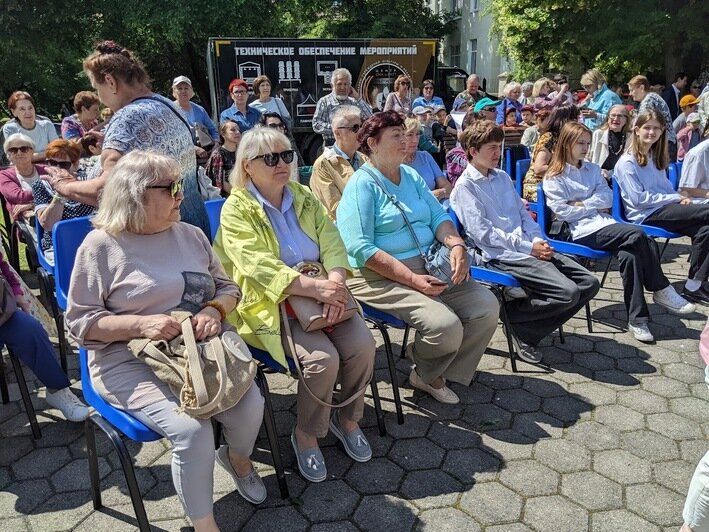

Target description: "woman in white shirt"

left=587, top=104, right=631, bottom=181
left=615, top=109, right=709, bottom=306
left=248, top=75, right=292, bottom=130
left=544, top=121, right=694, bottom=343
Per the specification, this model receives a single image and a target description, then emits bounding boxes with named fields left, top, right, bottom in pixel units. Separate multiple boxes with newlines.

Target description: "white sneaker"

left=628, top=323, right=654, bottom=343
left=46, top=388, right=89, bottom=422
left=653, top=286, right=696, bottom=315
left=409, top=368, right=460, bottom=404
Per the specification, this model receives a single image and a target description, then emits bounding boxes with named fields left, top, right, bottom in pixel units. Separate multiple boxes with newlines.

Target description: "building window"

left=470, top=0, right=479, bottom=12
left=450, top=45, right=461, bottom=67
left=469, top=39, right=477, bottom=74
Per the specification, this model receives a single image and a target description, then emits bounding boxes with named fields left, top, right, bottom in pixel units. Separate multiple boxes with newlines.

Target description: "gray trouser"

left=348, top=256, right=500, bottom=386
left=282, top=313, right=376, bottom=438
left=487, top=253, right=600, bottom=345
left=127, top=383, right=264, bottom=519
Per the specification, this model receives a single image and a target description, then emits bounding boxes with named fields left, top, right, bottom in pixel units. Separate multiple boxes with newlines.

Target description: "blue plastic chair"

left=667, top=162, right=681, bottom=191
left=515, top=159, right=534, bottom=212
left=504, top=145, right=531, bottom=185
left=204, top=198, right=226, bottom=243
left=611, top=177, right=681, bottom=258
left=52, top=217, right=289, bottom=531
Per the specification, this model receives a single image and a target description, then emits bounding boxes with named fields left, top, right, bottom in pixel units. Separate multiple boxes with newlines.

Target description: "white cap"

left=413, top=106, right=433, bottom=116
left=172, top=75, right=192, bottom=87
left=687, top=112, right=701, bottom=123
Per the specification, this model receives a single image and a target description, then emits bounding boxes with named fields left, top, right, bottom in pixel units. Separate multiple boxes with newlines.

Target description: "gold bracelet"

left=204, top=300, right=227, bottom=321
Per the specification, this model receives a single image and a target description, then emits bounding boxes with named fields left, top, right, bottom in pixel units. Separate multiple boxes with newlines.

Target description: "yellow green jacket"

left=213, top=181, right=352, bottom=371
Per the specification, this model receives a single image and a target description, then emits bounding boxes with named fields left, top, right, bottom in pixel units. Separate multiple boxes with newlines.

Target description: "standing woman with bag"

left=336, top=111, right=499, bottom=405
left=65, top=151, right=266, bottom=532
left=213, top=126, right=376, bottom=484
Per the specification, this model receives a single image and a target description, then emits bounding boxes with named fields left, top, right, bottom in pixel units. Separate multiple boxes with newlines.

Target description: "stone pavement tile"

left=32, top=421, right=83, bottom=448
left=353, top=494, right=417, bottom=532
left=536, top=346, right=573, bottom=366
left=669, top=397, right=709, bottom=422
left=442, top=448, right=501, bottom=484
left=140, top=481, right=190, bottom=521
left=299, top=479, right=359, bottom=523
left=492, top=389, right=541, bottom=413
left=593, top=449, right=652, bottom=484
left=345, top=458, right=403, bottom=495
left=498, top=460, right=559, bottom=497
left=458, top=481, right=522, bottom=525
left=568, top=382, right=617, bottom=406
left=534, top=439, right=591, bottom=473
left=415, top=507, right=480, bottom=531
left=522, top=375, right=568, bottom=398
left=626, top=483, right=686, bottom=527
left=0, top=467, right=10, bottom=490
left=523, top=495, right=588, bottom=532
left=125, top=439, right=170, bottom=468
left=512, top=412, right=564, bottom=440
left=642, top=376, right=692, bottom=402
left=25, top=490, right=93, bottom=531
left=475, top=372, right=523, bottom=390
left=242, top=505, right=309, bottom=532
left=0, top=402, right=21, bottom=425
left=566, top=421, right=621, bottom=451
left=400, top=469, right=462, bottom=509
left=574, top=352, right=615, bottom=372
left=480, top=430, right=534, bottom=461
left=91, top=468, right=157, bottom=508
left=319, top=445, right=355, bottom=479
left=485, top=524, right=533, bottom=532
left=383, top=413, right=431, bottom=439
left=0, top=437, right=33, bottom=467
left=1, top=517, right=29, bottom=531
left=679, top=439, right=708, bottom=463
left=426, top=420, right=480, bottom=450
left=561, top=471, right=622, bottom=511
left=311, top=521, right=360, bottom=532
left=663, top=363, right=705, bottom=384
left=590, top=509, right=661, bottom=532
left=546, top=364, right=593, bottom=384
left=456, top=382, right=494, bottom=404
left=621, top=431, right=679, bottom=462
left=653, top=460, right=696, bottom=494
left=368, top=434, right=394, bottom=458
left=212, top=491, right=256, bottom=530
left=647, top=412, right=704, bottom=440
left=414, top=397, right=464, bottom=422
left=542, top=395, right=592, bottom=424
left=0, top=479, right=53, bottom=518
left=462, top=404, right=512, bottom=432
left=596, top=340, right=638, bottom=359
left=389, top=438, right=444, bottom=471
left=594, top=369, right=642, bottom=388
left=50, top=457, right=112, bottom=493
left=618, top=389, right=669, bottom=414
left=593, top=404, right=645, bottom=432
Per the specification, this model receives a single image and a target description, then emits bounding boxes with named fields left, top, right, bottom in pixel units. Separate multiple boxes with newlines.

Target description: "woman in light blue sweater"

left=337, top=111, right=499, bottom=405
left=615, top=110, right=709, bottom=304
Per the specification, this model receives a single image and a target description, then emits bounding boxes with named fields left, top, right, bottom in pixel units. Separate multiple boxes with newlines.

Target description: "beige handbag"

left=286, top=261, right=359, bottom=332
left=128, top=310, right=256, bottom=419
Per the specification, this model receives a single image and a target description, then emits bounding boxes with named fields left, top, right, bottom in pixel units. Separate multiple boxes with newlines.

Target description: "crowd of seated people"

left=3, top=49, right=709, bottom=532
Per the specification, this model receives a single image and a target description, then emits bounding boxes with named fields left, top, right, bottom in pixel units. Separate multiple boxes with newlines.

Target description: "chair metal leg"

left=558, top=325, right=565, bottom=343
left=8, top=351, right=41, bottom=439
left=493, top=287, right=518, bottom=373
left=255, top=367, right=289, bottom=499
left=55, top=314, right=69, bottom=374
left=400, top=325, right=411, bottom=360
left=600, top=257, right=613, bottom=288
left=369, top=379, right=386, bottom=437
left=0, top=356, right=9, bottom=404
left=367, top=320, right=404, bottom=425
left=90, top=414, right=150, bottom=531
left=659, top=238, right=670, bottom=259
left=37, top=268, right=68, bottom=372
left=85, top=417, right=103, bottom=510
left=212, top=419, right=223, bottom=450
left=585, top=302, right=593, bottom=333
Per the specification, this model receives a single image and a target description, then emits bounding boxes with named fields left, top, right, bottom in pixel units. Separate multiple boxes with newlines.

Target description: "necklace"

left=609, top=131, right=624, bottom=156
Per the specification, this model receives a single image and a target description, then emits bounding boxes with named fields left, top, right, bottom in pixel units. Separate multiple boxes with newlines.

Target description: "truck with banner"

left=206, top=37, right=468, bottom=163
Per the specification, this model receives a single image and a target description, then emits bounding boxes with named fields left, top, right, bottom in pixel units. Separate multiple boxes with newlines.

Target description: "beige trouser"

left=348, top=256, right=500, bottom=386
left=282, top=313, right=376, bottom=438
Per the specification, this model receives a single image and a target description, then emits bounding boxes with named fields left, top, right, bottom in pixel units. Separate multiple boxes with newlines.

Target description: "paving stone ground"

left=1, top=238, right=708, bottom=531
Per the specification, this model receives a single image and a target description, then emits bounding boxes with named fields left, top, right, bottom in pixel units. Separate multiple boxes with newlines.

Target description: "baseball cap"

left=413, top=106, right=433, bottom=116
left=473, top=97, right=500, bottom=113
left=680, top=95, right=700, bottom=108
left=172, top=75, right=192, bottom=87
left=687, top=112, right=701, bottom=124
left=432, top=104, right=447, bottom=114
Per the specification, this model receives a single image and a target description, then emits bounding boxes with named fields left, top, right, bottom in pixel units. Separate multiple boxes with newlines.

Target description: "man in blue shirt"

left=220, top=78, right=261, bottom=132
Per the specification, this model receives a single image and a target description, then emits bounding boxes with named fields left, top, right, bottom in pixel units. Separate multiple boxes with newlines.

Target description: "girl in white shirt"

left=544, top=121, right=694, bottom=343
left=615, top=110, right=709, bottom=306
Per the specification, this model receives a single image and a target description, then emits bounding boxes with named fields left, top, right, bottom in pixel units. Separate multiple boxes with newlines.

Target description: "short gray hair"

left=521, top=81, right=534, bottom=93
left=3, top=132, right=35, bottom=153
left=331, top=105, right=361, bottom=129
left=332, top=68, right=352, bottom=84
left=467, top=74, right=479, bottom=83
left=503, top=82, right=522, bottom=97
left=230, top=126, right=295, bottom=189
left=92, top=150, right=180, bottom=235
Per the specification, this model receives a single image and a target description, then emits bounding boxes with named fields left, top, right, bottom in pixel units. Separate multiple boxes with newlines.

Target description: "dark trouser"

left=668, top=141, right=678, bottom=163
left=488, top=253, right=600, bottom=345
left=0, top=310, right=70, bottom=390
left=644, top=203, right=709, bottom=282
left=575, top=224, right=669, bottom=325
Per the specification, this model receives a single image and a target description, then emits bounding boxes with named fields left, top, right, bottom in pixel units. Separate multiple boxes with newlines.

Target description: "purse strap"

left=360, top=165, right=428, bottom=262
left=279, top=303, right=371, bottom=409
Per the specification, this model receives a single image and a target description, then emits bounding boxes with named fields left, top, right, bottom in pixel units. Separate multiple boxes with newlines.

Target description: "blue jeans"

left=0, top=310, right=70, bottom=390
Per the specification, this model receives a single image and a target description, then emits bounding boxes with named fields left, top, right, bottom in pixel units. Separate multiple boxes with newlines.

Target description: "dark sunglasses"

left=336, top=124, right=361, bottom=133
left=251, top=150, right=295, bottom=167
left=47, top=159, right=72, bottom=170
left=7, top=146, right=32, bottom=154
left=266, top=122, right=285, bottom=129
left=400, top=81, right=410, bottom=86
left=147, top=179, right=184, bottom=198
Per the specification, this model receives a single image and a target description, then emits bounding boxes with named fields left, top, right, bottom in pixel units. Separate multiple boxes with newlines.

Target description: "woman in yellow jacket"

left=213, top=127, right=376, bottom=484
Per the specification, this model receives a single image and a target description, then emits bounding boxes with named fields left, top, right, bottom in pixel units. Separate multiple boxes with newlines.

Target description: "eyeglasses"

left=47, top=159, right=73, bottom=170
left=266, top=122, right=285, bottom=129
left=423, top=86, right=433, bottom=90
left=232, top=90, right=248, bottom=95
left=7, top=146, right=32, bottom=154
left=336, top=124, right=361, bottom=133
left=400, top=81, right=410, bottom=86
left=147, top=179, right=184, bottom=198
left=250, top=150, right=295, bottom=167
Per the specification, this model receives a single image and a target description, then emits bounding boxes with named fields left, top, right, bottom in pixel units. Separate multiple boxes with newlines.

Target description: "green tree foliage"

left=488, top=0, right=708, bottom=83
left=0, top=0, right=454, bottom=118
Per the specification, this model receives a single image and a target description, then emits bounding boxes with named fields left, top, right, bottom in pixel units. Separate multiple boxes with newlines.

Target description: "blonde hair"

left=403, top=117, right=420, bottom=134
left=546, top=122, right=592, bottom=178
left=532, top=78, right=552, bottom=98
left=628, top=75, right=650, bottom=91
left=92, top=150, right=180, bottom=234
left=630, top=110, right=668, bottom=170
left=229, top=126, right=295, bottom=189
left=503, top=82, right=522, bottom=98
left=580, top=69, right=606, bottom=89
